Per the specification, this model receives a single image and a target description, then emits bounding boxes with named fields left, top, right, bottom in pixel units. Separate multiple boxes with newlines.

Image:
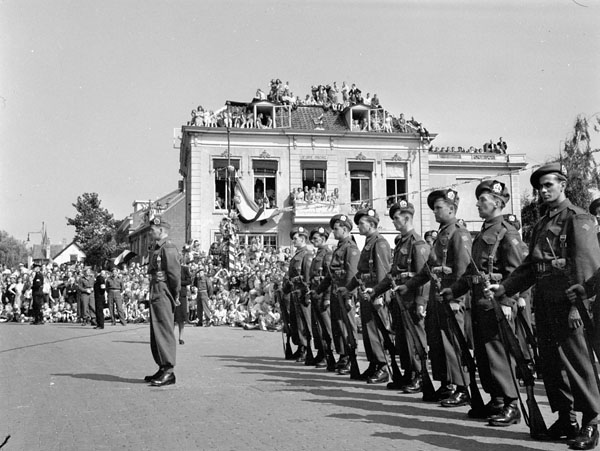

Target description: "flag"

left=233, top=182, right=283, bottom=224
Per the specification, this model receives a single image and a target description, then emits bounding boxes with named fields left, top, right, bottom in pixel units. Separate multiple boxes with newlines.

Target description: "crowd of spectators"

left=428, top=137, right=508, bottom=154
left=186, top=79, right=430, bottom=139
left=290, top=185, right=339, bottom=209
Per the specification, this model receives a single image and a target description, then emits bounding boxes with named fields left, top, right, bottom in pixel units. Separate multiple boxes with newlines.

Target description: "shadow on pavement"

left=213, top=354, right=548, bottom=450
left=51, top=372, right=146, bottom=384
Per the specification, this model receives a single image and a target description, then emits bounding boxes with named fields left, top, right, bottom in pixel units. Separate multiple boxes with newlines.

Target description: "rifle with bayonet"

left=290, top=275, right=315, bottom=363
left=425, top=261, right=485, bottom=411
left=389, top=274, right=436, bottom=400
left=466, top=253, right=547, bottom=438
left=274, top=286, right=293, bottom=359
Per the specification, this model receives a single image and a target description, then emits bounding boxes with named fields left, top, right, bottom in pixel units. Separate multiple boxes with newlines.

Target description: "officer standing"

left=494, top=163, right=600, bottom=449
left=315, top=214, right=360, bottom=375
left=444, top=180, right=525, bottom=426
left=144, top=216, right=181, bottom=387
left=282, top=226, right=313, bottom=363
left=106, top=267, right=127, bottom=326
left=398, top=188, right=473, bottom=406
left=339, top=208, right=392, bottom=384
left=369, top=200, right=430, bottom=392
left=93, top=270, right=107, bottom=329
left=308, top=227, right=335, bottom=370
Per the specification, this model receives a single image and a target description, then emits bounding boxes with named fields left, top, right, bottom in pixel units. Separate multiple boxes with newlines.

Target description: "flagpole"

left=226, top=101, right=232, bottom=215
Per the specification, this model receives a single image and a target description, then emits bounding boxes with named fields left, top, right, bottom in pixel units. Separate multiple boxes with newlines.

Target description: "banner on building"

left=233, top=183, right=282, bottom=224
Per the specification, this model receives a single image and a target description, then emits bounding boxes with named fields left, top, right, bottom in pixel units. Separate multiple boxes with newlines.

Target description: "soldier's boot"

left=325, top=352, right=337, bottom=372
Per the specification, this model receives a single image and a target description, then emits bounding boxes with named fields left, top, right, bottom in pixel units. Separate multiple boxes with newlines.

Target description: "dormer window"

left=252, top=101, right=291, bottom=129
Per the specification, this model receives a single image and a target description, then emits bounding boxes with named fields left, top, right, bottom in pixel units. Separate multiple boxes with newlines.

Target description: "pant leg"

left=94, top=295, right=104, bottom=327
left=330, top=292, right=347, bottom=355
left=107, top=293, right=116, bottom=324
left=114, top=293, right=126, bottom=324
left=149, top=295, right=176, bottom=369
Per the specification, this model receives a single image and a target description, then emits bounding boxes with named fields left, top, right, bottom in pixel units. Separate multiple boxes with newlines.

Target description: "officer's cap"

left=150, top=216, right=171, bottom=229
left=389, top=199, right=415, bottom=218
left=309, top=227, right=330, bottom=240
left=530, top=162, right=567, bottom=189
left=329, top=214, right=353, bottom=231
left=427, top=189, right=459, bottom=210
left=589, top=198, right=600, bottom=216
left=354, top=208, right=379, bottom=226
left=475, top=180, right=510, bottom=204
left=289, top=226, right=309, bottom=240
left=503, top=214, right=521, bottom=231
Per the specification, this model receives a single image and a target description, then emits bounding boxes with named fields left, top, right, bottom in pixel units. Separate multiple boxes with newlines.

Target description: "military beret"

left=589, top=198, right=600, bottom=216
left=503, top=213, right=521, bottom=231
left=354, top=208, right=379, bottom=226
left=389, top=199, right=415, bottom=218
left=329, top=214, right=353, bottom=231
left=309, top=226, right=330, bottom=240
left=427, top=188, right=459, bottom=210
left=424, top=230, right=438, bottom=241
left=475, top=180, right=510, bottom=204
left=150, top=216, right=171, bottom=229
left=289, top=226, right=309, bottom=239
left=530, top=162, right=567, bottom=189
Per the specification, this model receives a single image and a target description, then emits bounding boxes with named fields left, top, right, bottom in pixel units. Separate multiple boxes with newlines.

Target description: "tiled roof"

left=290, top=106, right=348, bottom=132
left=31, top=244, right=68, bottom=260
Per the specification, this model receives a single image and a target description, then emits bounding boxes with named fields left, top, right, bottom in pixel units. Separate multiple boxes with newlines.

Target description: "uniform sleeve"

left=374, top=238, right=391, bottom=284
left=162, top=243, right=181, bottom=299
left=344, top=245, right=360, bottom=290
left=451, top=263, right=475, bottom=299
left=569, top=214, right=600, bottom=284
left=501, top=253, right=536, bottom=297
left=412, top=241, right=430, bottom=306
left=499, top=229, right=526, bottom=280
left=451, top=228, right=472, bottom=279
left=302, top=253, right=313, bottom=286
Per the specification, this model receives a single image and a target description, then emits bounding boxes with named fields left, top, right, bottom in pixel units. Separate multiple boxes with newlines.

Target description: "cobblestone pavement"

left=0, top=322, right=572, bottom=451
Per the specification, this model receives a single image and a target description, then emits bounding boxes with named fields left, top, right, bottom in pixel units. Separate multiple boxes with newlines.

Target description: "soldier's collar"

left=483, top=215, right=503, bottom=228
left=438, top=218, right=457, bottom=232
left=546, top=198, right=570, bottom=218
left=156, top=237, right=169, bottom=247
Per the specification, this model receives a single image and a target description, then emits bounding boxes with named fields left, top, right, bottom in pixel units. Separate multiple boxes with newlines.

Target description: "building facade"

left=178, top=101, right=526, bottom=251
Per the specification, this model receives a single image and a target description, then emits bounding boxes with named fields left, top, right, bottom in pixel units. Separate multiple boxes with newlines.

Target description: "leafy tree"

left=66, top=193, right=127, bottom=268
left=521, top=114, right=600, bottom=236
left=0, top=230, right=28, bottom=268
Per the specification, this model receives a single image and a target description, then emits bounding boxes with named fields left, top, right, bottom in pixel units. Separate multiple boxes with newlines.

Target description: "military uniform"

left=106, top=271, right=127, bottom=326
left=77, top=271, right=95, bottom=325
left=452, top=180, right=526, bottom=423
left=308, top=227, right=334, bottom=367
left=147, top=220, right=181, bottom=376
left=501, top=164, right=600, bottom=444
left=93, top=273, right=106, bottom=329
left=405, top=189, right=473, bottom=399
left=345, top=209, right=392, bottom=380
left=31, top=268, right=44, bottom=324
left=282, top=226, right=313, bottom=361
left=372, top=204, right=430, bottom=389
left=316, top=215, right=360, bottom=369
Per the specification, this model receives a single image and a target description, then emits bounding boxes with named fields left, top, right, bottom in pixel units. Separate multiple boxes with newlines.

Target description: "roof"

left=31, top=243, right=72, bottom=261
left=290, top=106, right=348, bottom=132
left=51, top=241, right=84, bottom=260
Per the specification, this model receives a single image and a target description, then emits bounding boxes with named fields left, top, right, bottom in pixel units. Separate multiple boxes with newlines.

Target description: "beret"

left=530, top=162, right=567, bottom=189
left=475, top=180, right=510, bottom=204
left=329, top=214, right=353, bottom=231
left=389, top=199, right=415, bottom=218
left=289, top=226, right=309, bottom=239
left=427, top=189, right=459, bottom=210
left=354, top=208, right=379, bottom=226
left=309, top=226, right=330, bottom=240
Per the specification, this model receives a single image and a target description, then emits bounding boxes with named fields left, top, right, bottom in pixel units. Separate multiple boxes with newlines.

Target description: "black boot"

left=402, top=376, right=423, bottom=394
left=440, top=388, right=470, bottom=408
left=547, top=417, right=580, bottom=440
left=569, top=424, right=599, bottom=450
left=488, top=404, right=521, bottom=427
left=367, top=364, right=389, bottom=384
left=356, top=363, right=377, bottom=381
left=335, top=355, right=349, bottom=370
left=468, top=399, right=503, bottom=419
left=325, top=352, right=337, bottom=372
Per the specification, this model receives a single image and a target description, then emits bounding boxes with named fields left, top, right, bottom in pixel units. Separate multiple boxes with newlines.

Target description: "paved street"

left=0, top=322, right=572, bottom=451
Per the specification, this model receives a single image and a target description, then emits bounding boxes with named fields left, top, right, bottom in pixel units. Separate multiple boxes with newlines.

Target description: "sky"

left=1, top=0, right=599, bottom=244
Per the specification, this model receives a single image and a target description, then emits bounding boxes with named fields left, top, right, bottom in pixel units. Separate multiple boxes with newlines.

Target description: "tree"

left=0, top=230, right=28, bottom=268
left=66, top=193, right=127, bottom=268
left=521, top=114, right=600, bottom=236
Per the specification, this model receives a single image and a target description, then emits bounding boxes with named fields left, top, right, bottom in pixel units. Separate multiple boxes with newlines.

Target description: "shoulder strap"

left=488, top=226, right=508, bottom=274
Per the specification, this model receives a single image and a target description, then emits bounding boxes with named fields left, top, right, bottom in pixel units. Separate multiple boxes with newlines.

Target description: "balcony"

left=292, top=200, right=341, bottom=224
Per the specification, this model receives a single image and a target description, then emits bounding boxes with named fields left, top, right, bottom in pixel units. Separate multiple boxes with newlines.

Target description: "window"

left=70, top=254, right=77, bottom=263
left=301, top=160, right=327, bottom=191
left=213, top=159, right=240, bottom=210
left=253, top=160, right=278, bottom=208
left=237, top=233, right=278, bottom=250
left=349, top=161, right=373, bottom=212
left=385, top=163, right=407, bottom=207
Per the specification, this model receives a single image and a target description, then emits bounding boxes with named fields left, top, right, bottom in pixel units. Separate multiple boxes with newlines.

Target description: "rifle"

left=515, top=307, right=540, bottom=379
left=325, top=265, right=360, bottom=378
left=425, top=261, right=485, bottom=411
left=466, top=253, right=547, bottom=438
left=389, top=275, right=436, bottom=400
left=357, top=278, right=403, bottom=384
left=274, top=288, right=293, bottom=360
left=309, top=287, right=336, bottom=369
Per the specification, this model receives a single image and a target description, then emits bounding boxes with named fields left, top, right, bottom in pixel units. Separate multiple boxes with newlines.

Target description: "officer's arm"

left=162, top=244, right=181, bottom=299
left=501, top=230, right=525, bottom=278
left=412, top=241, right=430, bottom=305
left=452, top=229, right=472, bottom=279
left=501, top=253, right=535, bottom=298
left=344, top=246, right=360, bottom=287
left=450, top=266, right=472, bottom=299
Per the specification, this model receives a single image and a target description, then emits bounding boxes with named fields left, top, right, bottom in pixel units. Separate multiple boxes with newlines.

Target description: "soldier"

left=308, top=227, right=336, bottom=370
left=589, top=198, right=600, bottom=247
left=93, top=270, right=107, bottom=329
left=106, top=267, right=127, bottom=326
left=398, top=188, right=473, bottom=406
left=31, top=264, right=44, bottom=325
left=443, top=180, right=525, bottom=426
left=368, top=200, right=430, bottom=392
left=77, top=267, right=95, bottom=326
left=282, top=226, right=313, bottom=363
left=338, top=208, right=392, bottom=384
left=314, top=214, right=360, bottom=375
left=494, top=163, right=600, bottom=449
left=144, top=216, right=181, bottom=387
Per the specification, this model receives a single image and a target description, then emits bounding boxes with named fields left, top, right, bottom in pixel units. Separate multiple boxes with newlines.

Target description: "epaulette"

left=567, top=204, right=588, bottom=216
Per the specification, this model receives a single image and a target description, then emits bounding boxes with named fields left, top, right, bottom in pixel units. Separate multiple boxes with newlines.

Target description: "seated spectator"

left=497, top=137, right=507, bottom=153
left=255, top=88, right=266, bottom=101
left=371, top=93, right=381, bottom=108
